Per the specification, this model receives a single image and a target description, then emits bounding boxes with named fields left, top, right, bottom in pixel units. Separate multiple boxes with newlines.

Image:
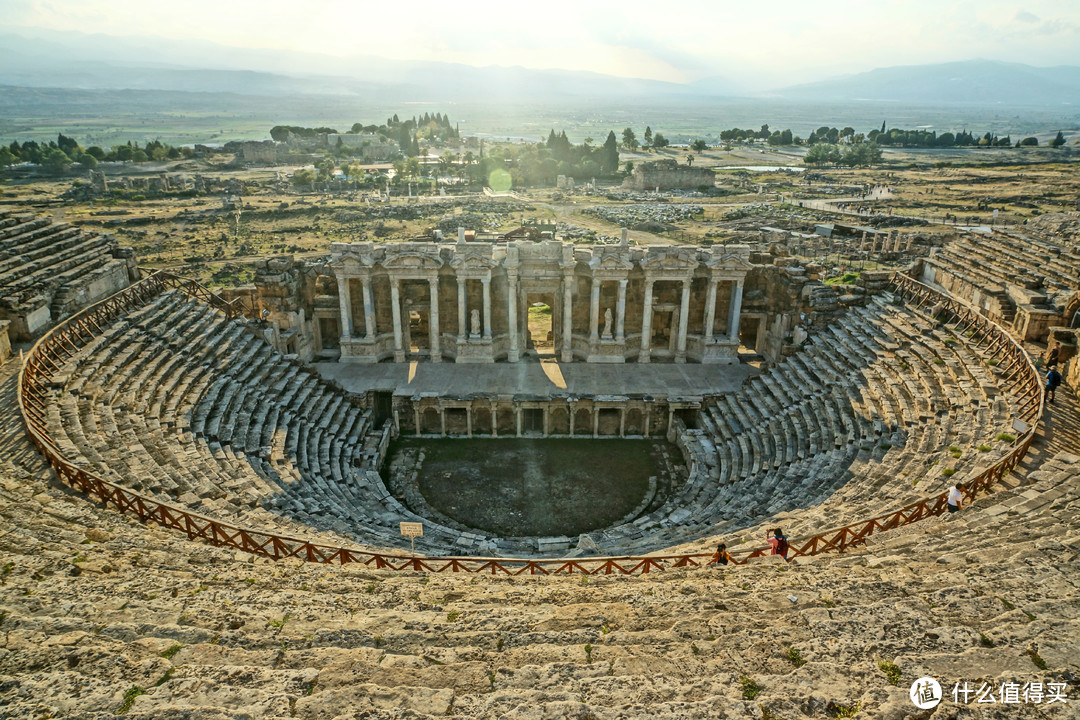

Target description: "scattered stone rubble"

left=581, top=204, right=704, bottom=228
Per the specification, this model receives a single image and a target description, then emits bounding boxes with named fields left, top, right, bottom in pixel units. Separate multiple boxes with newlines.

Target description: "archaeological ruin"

left=623, top=159, right=717, bottom=191
left=0, top=211, right=138, bottom=340
left=3, top=203, right=1080, bottom=718
left=326, top=235, right=754, bottom=365
left=9, top=201, right=1078, bottom=560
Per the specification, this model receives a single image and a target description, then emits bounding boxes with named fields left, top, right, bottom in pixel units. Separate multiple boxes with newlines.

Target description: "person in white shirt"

left=947, top=482, right=966, bottom=513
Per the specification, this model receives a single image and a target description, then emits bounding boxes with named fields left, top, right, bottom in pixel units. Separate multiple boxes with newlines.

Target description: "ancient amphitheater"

left=1, top=208, right=1078, bottom=719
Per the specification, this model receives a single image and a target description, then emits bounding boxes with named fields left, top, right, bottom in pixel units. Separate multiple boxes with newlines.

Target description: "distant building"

left=234, top=141, right=280, bottom=164
left=325, top=134, right=399, bottom=162
left=623, top=159, right=715, bottom=191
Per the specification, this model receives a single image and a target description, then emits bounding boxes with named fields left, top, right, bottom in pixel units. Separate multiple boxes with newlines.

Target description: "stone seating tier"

left=41, top=287, right=1024, bottom=557
left=0, top=439, right=1076, bottom=719
left=0, top=212, right=132, bottom=336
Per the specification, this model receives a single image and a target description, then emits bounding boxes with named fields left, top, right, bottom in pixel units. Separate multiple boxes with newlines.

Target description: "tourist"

left=710, top=543, right=732, bottom=566
left=1044, top=342, right=1060, bottom=369
left=767, top=528, right=789, bottom=559
left=1045, top=367, right=1062, bottom=403
left=947, top=482, right=966, bottom=513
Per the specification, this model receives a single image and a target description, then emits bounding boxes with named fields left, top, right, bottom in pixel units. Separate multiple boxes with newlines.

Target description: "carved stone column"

left=616, top=278, right=627, bottom=343
left=428, top=276, right=441, bottom=362
left=728, top=278, right=744, bottom=344
left=336, top=274, right=353, bottom=339
left=639, top=278, right=654, bottom=363
left=676, top=278, right=691, bottom=363
left=589, top=279, right=601, bottom=342
left=481, top=278, right=492, bottom=339
left=703, top=278, right=718, bottom=340
left=361, top=276, right=375, bottom=340
left=390, top=278, right=404, bottom=362
left=561, top=274, right=574, bottom=363
left=456, top=277, right=466, bottom=343
left=507, top=271, right=519, bottom=362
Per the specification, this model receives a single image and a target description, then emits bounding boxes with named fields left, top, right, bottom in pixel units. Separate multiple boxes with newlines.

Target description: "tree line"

left=0, top=135, right=195, bottom=172
left=715, top=123, right=1066, bottom=150
left=270, top=112, right=460, bottom=159
left=382, top=129, right=622, bottom=189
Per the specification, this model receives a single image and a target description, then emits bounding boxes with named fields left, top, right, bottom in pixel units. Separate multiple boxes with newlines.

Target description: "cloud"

left=1014, top=10, right=1040, bottom=23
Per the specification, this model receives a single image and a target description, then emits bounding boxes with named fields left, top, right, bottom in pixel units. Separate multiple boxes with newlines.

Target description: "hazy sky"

left=7, top=0, right=1080, bottom=86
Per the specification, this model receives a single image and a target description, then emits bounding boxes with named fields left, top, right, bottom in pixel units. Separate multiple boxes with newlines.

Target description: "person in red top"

left=767, top=528, right=789, bottom=560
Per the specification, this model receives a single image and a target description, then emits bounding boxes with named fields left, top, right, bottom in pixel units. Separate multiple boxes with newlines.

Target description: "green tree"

left=1019, top=137, right=1038, bottom=147
left=1050, top=131, right=1066, bottom=148
left=691, top=139, right=708, bottom=152
left=840, top=142, right=881, bottom=167
left=113, top=144, right=133, bottom=163
left=601, top=131, right=619, bottom=174
left=643, top=126, right=653, bottom=147
left=652, top=133, right=669, bottom=149
left=804, top=143, right=841, bottom=166
left=621, top=127, right=638, bottom=151
left=438, top=151, right=458, bottom=181
left=76, top=152, right=98, bottom=170
left=316, top=157, right=336, bottom=180
left=291, top=168, right=316, bottom=188
left=57, top=133, right=80, bottom=156
left=42, top=147, right=72, bottom=173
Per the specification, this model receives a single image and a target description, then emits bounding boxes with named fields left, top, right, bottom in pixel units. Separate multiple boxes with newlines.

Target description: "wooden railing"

left=16, top=270, right=1044, bottom=574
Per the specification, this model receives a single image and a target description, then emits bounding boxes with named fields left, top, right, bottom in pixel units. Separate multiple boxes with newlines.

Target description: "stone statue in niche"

left=792, top=326, right=808, bottom=347
left=602, top=307, right=613, bottom=339
left=470, top=308, right=481, bottom=337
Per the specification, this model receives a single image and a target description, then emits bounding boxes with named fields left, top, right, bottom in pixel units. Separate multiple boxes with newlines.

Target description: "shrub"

left=942, top=467, right=956, bottom=477
left=835, top=701, right=862, bottom=718
left=740, top=675, right=762, bottom=700
left=117, top=686, right=145, bottom=714
left=159, top=644, right=184, bottom=659
left=877, top=659, right=901, bottom=685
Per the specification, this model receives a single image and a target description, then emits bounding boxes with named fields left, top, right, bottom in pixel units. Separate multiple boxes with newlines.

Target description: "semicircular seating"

left=40, top=283, right=1028, bottom=558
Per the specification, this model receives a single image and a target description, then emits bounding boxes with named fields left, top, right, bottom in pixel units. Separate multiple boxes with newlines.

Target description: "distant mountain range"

left=0, top=30, right=737, bottom=102
left=775, top=60, right=1080, bottom=106
left=1, top=29, right=1078, bottom=108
